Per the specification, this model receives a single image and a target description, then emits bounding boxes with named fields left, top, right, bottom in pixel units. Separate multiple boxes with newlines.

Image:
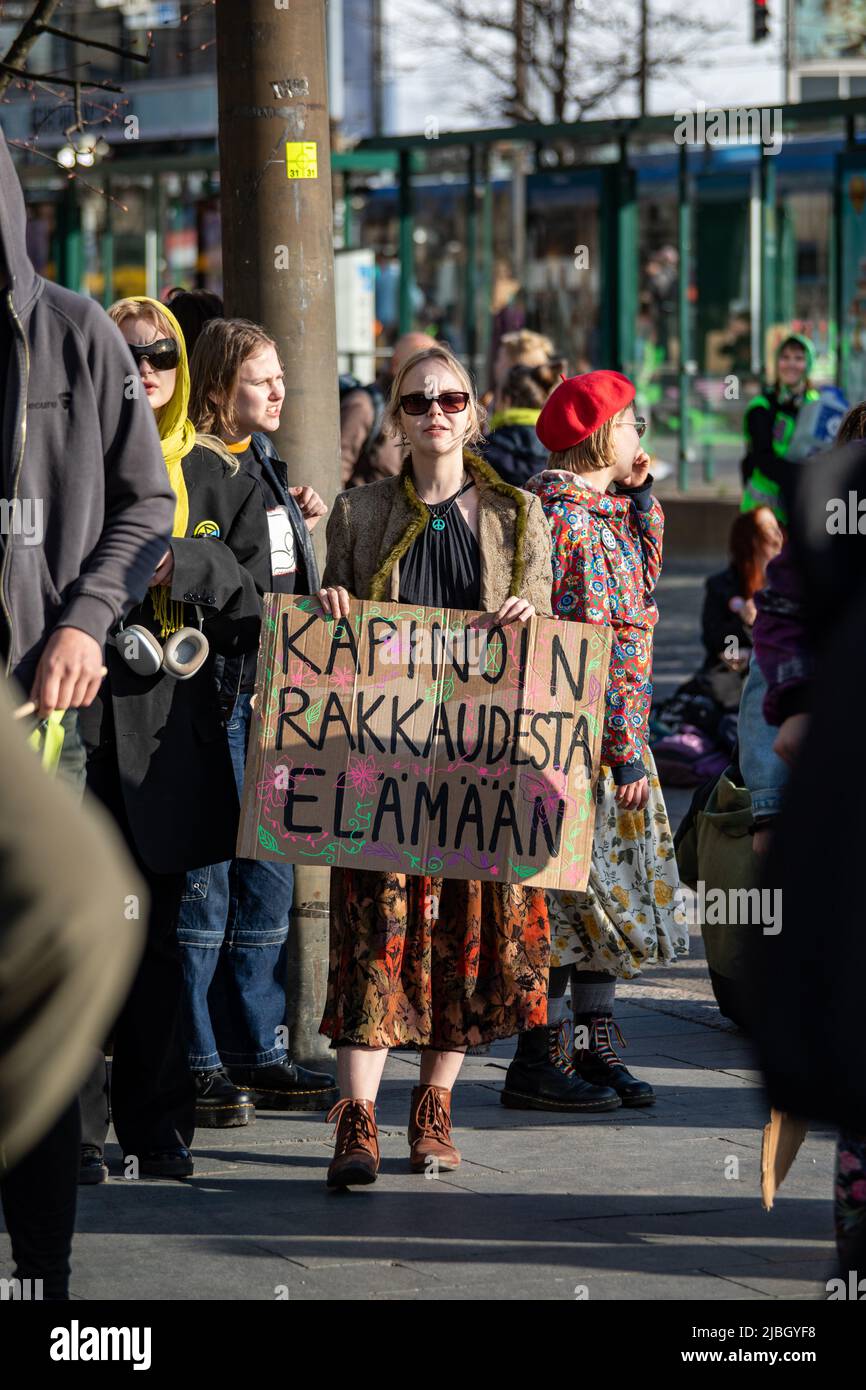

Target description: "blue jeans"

left=176, top=693, right=294, bottom=1070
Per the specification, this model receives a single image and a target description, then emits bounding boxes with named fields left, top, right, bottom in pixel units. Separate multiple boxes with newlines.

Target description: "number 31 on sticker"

left=285, top=141, right=318, bottom=179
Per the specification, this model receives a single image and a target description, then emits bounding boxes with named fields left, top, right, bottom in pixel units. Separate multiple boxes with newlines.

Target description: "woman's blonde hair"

left=383, top=345, right=486, bottom=450
left=546, top=408, right=627, bottom=474
left=498, top=328, right=555, bottom=369
left=108, top=297, right=237, bottom=471
left=189, top=318, right=280, bottom=439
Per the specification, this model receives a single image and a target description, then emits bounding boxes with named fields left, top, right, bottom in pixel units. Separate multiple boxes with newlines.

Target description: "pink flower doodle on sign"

left=329, top=662, right=356, bottom=695
left=341, top=753, right=380, bottom=799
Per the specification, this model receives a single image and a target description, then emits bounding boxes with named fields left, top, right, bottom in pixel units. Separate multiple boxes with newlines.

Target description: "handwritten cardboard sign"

left=237, top=597, right=611, bottom=890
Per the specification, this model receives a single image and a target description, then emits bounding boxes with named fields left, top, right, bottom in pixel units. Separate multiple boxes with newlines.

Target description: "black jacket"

left=212, top=430, right=322, bottom=713
left=701, top=564, right=751, bottom=665
left=750, top=439, right=866, bottom=1131
left=246, top=432, right=321, bottom=593
left=79, top=444, right=269, bottom=875
left=482, top=421, right=549, bottom=489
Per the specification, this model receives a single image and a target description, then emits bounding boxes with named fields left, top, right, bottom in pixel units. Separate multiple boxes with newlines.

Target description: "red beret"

left=536, top=370, right=636, bottom=451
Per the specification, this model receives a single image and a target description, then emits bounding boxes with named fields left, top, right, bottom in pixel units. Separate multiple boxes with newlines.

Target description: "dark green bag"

left=675, top=766, right=760, bottom=1026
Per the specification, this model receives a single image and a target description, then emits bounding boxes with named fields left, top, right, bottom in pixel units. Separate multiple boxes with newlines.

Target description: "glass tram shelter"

left=13, top=94, right=866, bottom=488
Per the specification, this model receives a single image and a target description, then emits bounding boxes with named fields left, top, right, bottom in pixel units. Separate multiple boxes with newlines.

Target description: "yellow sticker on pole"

left=285, top=142, right=318, bottom=179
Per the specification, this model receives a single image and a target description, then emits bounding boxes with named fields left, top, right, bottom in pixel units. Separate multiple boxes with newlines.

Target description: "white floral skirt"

left=547, top=748, right=688, bottom=978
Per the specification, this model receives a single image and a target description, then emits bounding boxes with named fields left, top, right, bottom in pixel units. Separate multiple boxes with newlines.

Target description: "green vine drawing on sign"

left=257, top=825, right=285, bottom=856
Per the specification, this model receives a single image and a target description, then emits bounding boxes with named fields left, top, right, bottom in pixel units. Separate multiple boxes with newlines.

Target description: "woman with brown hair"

left=701, top=507, right=783, bottom=681
left=177, top=316, right=335, bottom=1125
left=316, top=344, right=565, bottom=1189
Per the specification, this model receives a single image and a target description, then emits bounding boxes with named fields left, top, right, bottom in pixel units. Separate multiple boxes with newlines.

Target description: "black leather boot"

left=227, top=1058, right=338, bottom=1112
left=501, top=1021, right=620, bottom=1112
left=573, top=1012, right=655, bottom=1107
left=78, top=1144, right=108, bottom=1185
left=194, top=1068, right=255, bottom=1128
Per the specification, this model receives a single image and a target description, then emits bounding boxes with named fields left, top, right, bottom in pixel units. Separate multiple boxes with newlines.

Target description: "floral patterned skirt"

left=835, top=1131, right=866, bottom=1266
left=320, top=870, right=550, bottom=1049
left=547, top=749, right=688, bottom=978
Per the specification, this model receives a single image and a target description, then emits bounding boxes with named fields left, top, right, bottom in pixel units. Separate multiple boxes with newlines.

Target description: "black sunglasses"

left=128, top=338, right=180, bottom=372
left=400, top=391, right=470, bottom=416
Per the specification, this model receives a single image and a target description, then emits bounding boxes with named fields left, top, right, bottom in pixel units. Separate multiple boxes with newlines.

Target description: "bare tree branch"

left=34, top=22, right=150, bottom=66
left=0, top=0, right=61, bottom=97
left=6, top=135, right=129, bottom=211
left=0, top=62, right=124, bottom=94
left=394, top=0, right=726, bottom=130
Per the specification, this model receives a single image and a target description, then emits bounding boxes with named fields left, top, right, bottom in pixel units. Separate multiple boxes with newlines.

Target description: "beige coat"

left=322, top=450, right=554, bottom=614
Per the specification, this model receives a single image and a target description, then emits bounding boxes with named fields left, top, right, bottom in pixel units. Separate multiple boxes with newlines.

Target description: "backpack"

left=652, top=723, right=734, bottom=788
left=339, top=374, right=387, bottom=474
left=785, top=384, right=849, bottom=462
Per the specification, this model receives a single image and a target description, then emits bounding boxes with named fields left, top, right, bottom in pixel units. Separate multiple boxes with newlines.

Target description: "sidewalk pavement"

left=4, top=558, right=837, bottom=1302
left=27, top=954, right=836, bottom=1303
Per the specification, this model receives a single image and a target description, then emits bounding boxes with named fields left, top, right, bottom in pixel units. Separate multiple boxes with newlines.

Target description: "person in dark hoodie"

left=482, top=358, right=564, bottom=487
left=0, top=127, right=175, bottom=1297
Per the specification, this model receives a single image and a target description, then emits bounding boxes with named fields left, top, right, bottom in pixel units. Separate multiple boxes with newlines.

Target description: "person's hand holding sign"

left=318, top=585, right=352, bottom=621
left=471, top=598, right=537, bottom=630
left=492, top=597, right=536, bottom=626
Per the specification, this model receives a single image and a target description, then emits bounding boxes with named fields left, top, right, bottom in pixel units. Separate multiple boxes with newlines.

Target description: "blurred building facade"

left=2, top=3, right=866, bottom=486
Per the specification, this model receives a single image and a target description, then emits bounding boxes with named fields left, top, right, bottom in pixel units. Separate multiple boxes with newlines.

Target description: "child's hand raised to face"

left=620, top=448, right=652, bottom=490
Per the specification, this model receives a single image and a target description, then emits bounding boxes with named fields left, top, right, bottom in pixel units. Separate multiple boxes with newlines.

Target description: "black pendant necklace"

left=420, top=476, right=473, bottom=532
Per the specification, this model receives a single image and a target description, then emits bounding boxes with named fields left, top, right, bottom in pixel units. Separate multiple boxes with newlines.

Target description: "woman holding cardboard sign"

left=317, top=345, right=618, bottom=1190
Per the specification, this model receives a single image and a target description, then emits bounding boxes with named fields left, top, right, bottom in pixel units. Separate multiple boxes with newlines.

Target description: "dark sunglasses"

left=400, top=391, right=470, bottom=416
left=128, top=338, right=180, bottom=372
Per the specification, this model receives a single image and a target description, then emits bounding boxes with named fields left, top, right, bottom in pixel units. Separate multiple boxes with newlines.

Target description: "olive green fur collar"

left=367, top=450, right=529, bottom=601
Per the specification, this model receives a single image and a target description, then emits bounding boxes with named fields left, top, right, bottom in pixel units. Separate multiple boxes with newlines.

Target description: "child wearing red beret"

left=501, top=372, right=687, bottom=1114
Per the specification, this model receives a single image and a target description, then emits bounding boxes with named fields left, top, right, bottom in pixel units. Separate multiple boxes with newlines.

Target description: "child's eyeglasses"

left=615, top=416, right=647, bottom=438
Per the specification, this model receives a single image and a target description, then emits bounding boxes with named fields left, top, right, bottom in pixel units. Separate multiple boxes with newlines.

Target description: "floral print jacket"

left=526, top=469, right=664, bottom=782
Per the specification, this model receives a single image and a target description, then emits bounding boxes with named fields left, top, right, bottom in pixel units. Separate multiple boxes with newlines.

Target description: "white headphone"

left=111, top=606, right=209, bottom=681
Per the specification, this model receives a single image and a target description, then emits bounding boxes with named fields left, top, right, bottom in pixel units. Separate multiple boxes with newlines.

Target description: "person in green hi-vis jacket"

left=741, top=333, right=818, bottom=523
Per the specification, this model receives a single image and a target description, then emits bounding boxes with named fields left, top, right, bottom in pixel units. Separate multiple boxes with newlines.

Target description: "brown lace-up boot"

left=408, top=1084, right=461, bottom=1173
left=326, top=1098, right=380, bottom=1188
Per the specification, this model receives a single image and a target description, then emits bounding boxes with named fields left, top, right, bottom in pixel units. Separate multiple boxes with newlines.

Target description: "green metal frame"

left=465, top=145, right=478, bottom=364
left=398, top=149, right=413, bottom=333
left=759, top=146, right=777, bottom=378
left=677, top=143, right=691, bottom=491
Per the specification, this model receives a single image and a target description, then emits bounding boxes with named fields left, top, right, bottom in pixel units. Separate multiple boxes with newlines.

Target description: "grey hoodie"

left=0, top=126, right=175, bottom=688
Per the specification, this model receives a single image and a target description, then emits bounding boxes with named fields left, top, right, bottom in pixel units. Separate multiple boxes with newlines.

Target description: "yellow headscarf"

left=128, top=296, right=196, bottom=635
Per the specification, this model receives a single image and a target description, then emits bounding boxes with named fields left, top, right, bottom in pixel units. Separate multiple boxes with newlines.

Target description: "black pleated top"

left=398, top=482, right=482, bottom=609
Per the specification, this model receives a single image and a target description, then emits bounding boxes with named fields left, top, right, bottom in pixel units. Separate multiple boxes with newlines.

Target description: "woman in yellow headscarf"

left=76, top=296, right=271, bottom=1184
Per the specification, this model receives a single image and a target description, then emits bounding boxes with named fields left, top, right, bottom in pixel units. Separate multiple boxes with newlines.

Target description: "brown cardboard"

left=237, top=596, right=611, bottom=890
left=760, top=1109, right=809, bottom=1211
